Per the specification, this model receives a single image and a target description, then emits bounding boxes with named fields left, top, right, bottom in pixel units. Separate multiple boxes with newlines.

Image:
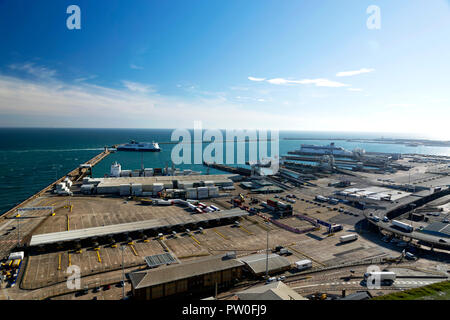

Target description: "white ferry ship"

left=117, top=140, right=161, bottom=152
left=296, top=143, right=352, bottom=156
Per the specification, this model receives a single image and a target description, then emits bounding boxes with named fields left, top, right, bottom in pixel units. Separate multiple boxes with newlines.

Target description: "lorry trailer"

left=391, top=220, right=414, bottom=232
left=339, top=234, right=358, bottom=243
left=364, top=271, right=396, bottom=284
left=295, top=259, right=313, bottom=271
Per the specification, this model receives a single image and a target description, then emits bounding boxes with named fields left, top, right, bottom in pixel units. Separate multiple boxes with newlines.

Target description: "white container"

left=8, top=252, right=24, bottom=261
left=197, top=187, right=209, bottom=199
left=222, top=186, right=235, bottom=190
left=186, top=188, right=197, bottom=199
left=96, top=185, right=119, bottom=194
left=392, top=220, right=413, bottom=232
left=208, top=186, right=219, bottom=197
left=204, top=181, right=214, bottom=186
left=172, top=199, right=187, bottom=205
left=163, top=182, right=173, bottom=189
left=364, top=271, right=396, bottom=282
left=181, top=181, right=194, bottom=189
left=153, top=183, right=164, bottom=193
left=295, top=259, right=312, bottom=271
left=156, top=199, right=172, bottom=206
left=339, top=234, right=358, bottom=243
left=132, top=170, right=141, bottom=177
left=120, top=170, right=132, bottom=177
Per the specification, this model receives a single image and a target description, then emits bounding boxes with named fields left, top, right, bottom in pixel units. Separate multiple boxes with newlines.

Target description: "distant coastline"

left=284, top=137, right=450, bottom=148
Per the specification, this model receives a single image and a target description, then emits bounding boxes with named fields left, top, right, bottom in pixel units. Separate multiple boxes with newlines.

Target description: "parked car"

left=266, top=277, right=277, bottom=284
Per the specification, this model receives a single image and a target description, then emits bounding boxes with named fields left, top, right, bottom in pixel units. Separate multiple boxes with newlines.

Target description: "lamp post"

left=265, top=221, right=270, bottom=280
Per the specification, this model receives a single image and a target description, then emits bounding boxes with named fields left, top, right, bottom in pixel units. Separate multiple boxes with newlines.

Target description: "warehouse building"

left=235, top=281, right=307, bottom=300
left=129, top=254, right=244, bottom=300
left=419, top=221, right=450, bottom=238
left=83, top=174, right=237, bottom=196
left=238, top=253, right=291, bottom=277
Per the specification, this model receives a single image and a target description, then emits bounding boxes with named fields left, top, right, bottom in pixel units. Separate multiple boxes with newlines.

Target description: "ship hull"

left=117, top=147, right=161, bottom=152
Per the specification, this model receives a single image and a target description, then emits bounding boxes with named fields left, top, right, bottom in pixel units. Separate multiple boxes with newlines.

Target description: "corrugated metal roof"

left=95, top=174, right=237, bottom=187
left=238, top=253, right=291, bottom=275
left=421, top=222, right=450, bottom=237
left=144, top=253, right=177, bottom=268
left=29, top=208, right=247, bottom=246
left=237, top=281, right=307, bottom=300
left=130, top=254, right=244, bottom=289
left=340, top=291, right=372, bottom=300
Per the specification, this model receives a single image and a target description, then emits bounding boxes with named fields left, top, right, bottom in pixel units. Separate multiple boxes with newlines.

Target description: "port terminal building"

left=129, top=254, right=244, bottom=300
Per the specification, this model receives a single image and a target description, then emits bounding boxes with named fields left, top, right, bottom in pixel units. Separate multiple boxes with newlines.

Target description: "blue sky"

left=0, top=0, right=449, bottom=138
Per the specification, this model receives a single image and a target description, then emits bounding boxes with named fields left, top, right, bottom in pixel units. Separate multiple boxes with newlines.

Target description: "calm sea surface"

left=1, top=128, right=449, bottom=215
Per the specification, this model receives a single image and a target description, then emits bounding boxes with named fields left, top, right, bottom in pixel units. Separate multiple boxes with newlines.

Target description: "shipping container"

left=339, top=234, right=358, bottom=243
left=364, top=271, right=396, bottom=283
left=8, top=252, right=24, bottom=261
left=391, top=220, right=413, bottom=232
left=295, top=259, right=312, bottom=271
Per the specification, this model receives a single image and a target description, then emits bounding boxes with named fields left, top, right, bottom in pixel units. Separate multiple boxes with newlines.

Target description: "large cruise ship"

left=117, top=140, right=161, bottom=152
left=295, top=143, right=353, bottom=156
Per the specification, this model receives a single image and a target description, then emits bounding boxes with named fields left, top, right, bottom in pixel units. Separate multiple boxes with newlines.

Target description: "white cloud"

left=9, top=62, right=57, bottom=79
left=266, top=77, right=349, bottom=88
left=74, top=75, right=98, bottom=82
left=265, top=78, right=292, bottom=85
left=122, top=80, right=154, bottom=93
left=336, top=68, right=375, bottom=77
left=387, top=103, right=416, bottom=108
left=248, top=76, right=266, bottom=82
left=347, top=88, right=363, bottom=92
left=0, top=73, right=302, bottom=129
left=130, top=64, right=144, bottom=70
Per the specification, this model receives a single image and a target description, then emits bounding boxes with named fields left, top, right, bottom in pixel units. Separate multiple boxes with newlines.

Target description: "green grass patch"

left=373, top=280, right=450, bottom=300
